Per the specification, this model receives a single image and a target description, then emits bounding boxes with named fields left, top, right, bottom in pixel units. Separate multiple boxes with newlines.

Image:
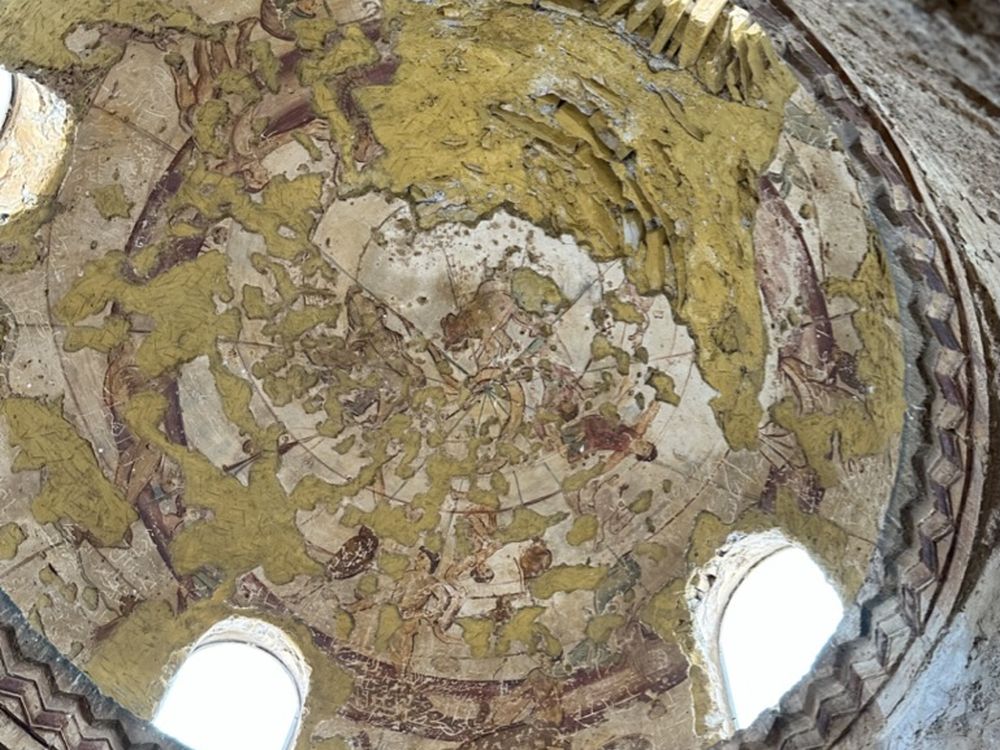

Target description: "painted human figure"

left=754, top=176, right=866, bottom=508
left=441, top=276, right=543, bottom=368
left=343, top=285, right=432, bottom=424
left=561, top=404, right=660, bottom=469
left=387, top=547, right=464, bottom=670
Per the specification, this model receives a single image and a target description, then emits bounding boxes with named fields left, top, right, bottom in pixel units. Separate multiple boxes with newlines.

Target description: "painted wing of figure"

left=326, top=525, right=379, bottom=579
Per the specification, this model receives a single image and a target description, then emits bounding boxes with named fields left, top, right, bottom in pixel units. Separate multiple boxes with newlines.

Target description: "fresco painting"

left=0, top=0, right=906, bottom=746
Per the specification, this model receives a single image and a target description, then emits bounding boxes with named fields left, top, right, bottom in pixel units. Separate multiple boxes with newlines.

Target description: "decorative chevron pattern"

left=0, top=593, right=183, bottom=750
left=709, top=1, right=988, bottom=748
left=577, top=2, right=986, bottom=744
left=0, top=3, right=987, bottom=750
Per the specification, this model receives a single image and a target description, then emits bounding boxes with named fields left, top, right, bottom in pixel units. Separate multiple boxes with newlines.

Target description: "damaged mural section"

left=0, top=0, right=907, bottom=747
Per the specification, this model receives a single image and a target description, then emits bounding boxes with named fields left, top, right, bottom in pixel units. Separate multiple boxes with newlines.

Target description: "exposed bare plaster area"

left=0, top=1, right=992, bottom=750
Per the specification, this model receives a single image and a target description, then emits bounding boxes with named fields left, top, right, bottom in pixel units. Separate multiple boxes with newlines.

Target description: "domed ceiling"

left=0, top=0, right=960, bottom=748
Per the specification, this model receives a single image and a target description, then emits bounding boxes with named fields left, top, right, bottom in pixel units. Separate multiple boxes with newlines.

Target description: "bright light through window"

left=0, top=69, right=12, bottom=130
left=153, top=641, right=301, bottom=750
left=719, top=546, right=843, bottom=729
left=0, top=67, right=71, bottom=225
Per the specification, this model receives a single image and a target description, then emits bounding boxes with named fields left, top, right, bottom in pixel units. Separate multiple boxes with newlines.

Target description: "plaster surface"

left=0, top=1, right=967, bottom=748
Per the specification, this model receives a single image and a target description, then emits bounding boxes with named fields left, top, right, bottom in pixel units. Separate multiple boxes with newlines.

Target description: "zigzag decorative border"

left=536, top=1, right=986, bottom=744
left=712, top=0, right=988, bottom=747
left=0, top=2, right=987, bottom=749
left=588, top=0, right=987, bottom=745
left=0, top=592, right=183, bottom=750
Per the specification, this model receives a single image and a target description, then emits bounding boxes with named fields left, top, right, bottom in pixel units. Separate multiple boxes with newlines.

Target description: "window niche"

left=0, top=69, right=12, bottom=131
left=687, top=530, right=844, bottom=737
left=0, top=67, right=71, bottom=224
left=153, top=617, right=310, bottom=750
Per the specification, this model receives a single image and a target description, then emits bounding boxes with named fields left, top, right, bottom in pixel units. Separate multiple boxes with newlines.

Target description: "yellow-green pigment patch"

left=566, top=514, right=598, bottom=545
left=92, top=183, right=133, bottom=220
left=585, top=612, right=625, bottom=644
left=639, top=577, right=689, bottom=647
left=591, top=334, right=632, bottom=376
left=497, top=507, right=567, bottom=543
left=646, top=369, right=680, bottom=406
left=629, top=489, right=654, bottom=513
left=510, top=267, right=568, bottom=315
left=39, top=566, right=77, bottom=602
left=122, top=390, right=321, bottom=584
left=0, top=523, right=25, bottom=560
left=62, top=316, right=129, bottom=353
left=603, top=291, right=645, bottom=324
left=529, top=564, right=608, bottom=599
left=56, top=250, right=240, bottom=377
left=1, top=398, right=135, bottom=546
left=496, top=606, right=561, bottom=658
left=0, top=0, right=216, bottom=74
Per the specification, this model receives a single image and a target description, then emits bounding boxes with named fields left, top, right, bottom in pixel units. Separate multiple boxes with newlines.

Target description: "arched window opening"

left=0, top=67, right=71, bottom=224
left=687, top=531, right=845, bottom=738
left=0, top=70, right=12, bottom=133
left=153, top=618, right=309, bottom=750
left=718, top=545, right=843, bottom=729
